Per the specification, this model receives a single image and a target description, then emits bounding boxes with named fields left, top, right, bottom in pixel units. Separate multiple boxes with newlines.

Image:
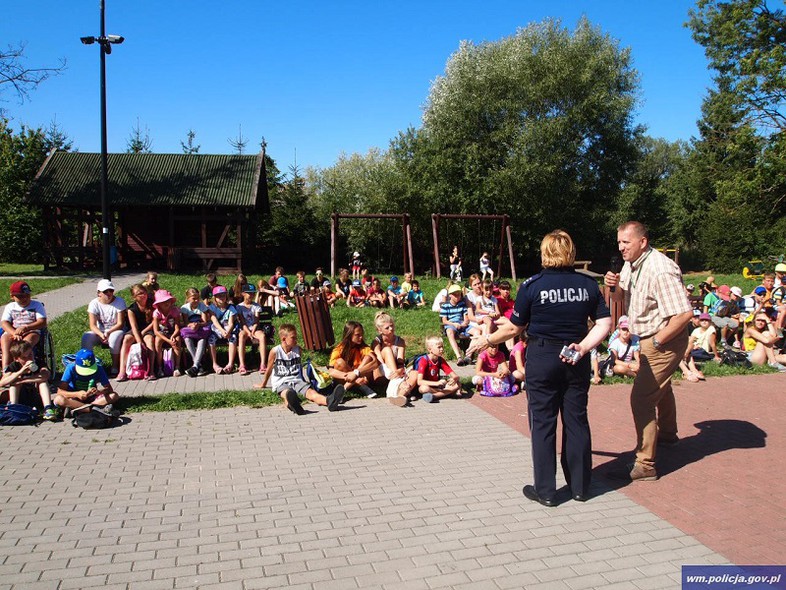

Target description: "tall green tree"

left=0, top=119, right=57, bottom=261
left=689, top=0, right=786, bottom=132
left=393, top=18, right=642, bottom=262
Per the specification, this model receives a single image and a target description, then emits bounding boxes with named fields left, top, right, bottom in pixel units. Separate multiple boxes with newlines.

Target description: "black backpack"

left=71, top=408, right=116, bottom=429
left=719, top=348, right=751, bottom=369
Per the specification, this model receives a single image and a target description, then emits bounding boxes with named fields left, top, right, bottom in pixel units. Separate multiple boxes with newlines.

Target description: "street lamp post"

left=81, top=0, right=124, bottom=280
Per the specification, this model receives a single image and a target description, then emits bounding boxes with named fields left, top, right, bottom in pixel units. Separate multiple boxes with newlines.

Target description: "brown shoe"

left=629, top=462, right=658, bottom=482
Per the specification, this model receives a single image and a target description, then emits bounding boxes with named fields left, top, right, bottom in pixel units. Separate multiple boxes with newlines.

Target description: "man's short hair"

left=206, top=273, right=217, bottom=283
left=618, top=221, right=649, bottom=240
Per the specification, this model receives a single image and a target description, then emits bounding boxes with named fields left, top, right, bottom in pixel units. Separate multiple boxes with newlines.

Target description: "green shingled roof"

left=28, top=151, right=264, bottom=208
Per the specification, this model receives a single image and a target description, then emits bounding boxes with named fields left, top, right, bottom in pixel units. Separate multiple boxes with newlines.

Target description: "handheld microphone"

left=609, top=256, right=623, bottom=293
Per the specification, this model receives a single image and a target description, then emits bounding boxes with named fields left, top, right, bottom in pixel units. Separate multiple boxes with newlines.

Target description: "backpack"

left=305, top=360, right=333, bottom=392
left=480, top=376, right=516, bottom=397
left=71, top=408, right=115, bottom=429
left=125, top=343, right=149, bottom=380
left=719, top=348, right=752, bottom=369
left=0, top=403, right=39, bottom=426
left=161, top=348, right=175, bottom=377
left=714, top=300, right=739, bottom=318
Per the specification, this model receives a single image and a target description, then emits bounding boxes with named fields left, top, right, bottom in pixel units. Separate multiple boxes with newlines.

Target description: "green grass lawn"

left=0, top=276, right=83, bottom=296
left=43, top=271, right=778, bottom=412
left=0, top=263, right=84, bottom=277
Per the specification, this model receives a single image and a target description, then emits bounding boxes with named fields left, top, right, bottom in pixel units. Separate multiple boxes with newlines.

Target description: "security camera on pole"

left=81, top=0, right=124, bottom=280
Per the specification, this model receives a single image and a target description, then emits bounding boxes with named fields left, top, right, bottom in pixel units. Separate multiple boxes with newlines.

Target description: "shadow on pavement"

left=591, top=419, right=767, bottom=494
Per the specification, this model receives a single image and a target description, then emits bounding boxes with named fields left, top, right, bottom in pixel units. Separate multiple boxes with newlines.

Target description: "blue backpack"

left=0, top=403, right=39, bottom=426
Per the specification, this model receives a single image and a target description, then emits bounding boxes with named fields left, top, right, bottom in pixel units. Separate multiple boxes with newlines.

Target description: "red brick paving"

left=471, top=373, right=786, bottom=565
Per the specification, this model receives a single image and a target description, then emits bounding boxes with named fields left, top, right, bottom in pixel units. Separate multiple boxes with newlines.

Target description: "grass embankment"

left=46, top=271, right=779, bottom=413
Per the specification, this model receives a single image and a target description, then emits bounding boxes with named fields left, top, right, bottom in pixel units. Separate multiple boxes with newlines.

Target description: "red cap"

left=10, top=281, right=31, bottom=296
left=716, top=285, right=731, bottom=301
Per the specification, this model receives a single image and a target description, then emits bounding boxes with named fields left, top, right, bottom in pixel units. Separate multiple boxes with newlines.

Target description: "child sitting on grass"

left=329, top=321, right=379, bottom=397
left=416, top=335, right=462, bottom=403
left=0, top=341, right=58, bottom=420
left=256, top=324, right=344, bottom=414
left=471, top=341, right=516, bottom=396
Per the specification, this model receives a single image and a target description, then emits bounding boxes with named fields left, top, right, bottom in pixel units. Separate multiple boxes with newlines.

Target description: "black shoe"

left=186, top=366, right=199, bottom=378
left=284, top=389, right=305, bottom=415
left=572, top=493, right=589, bottom=502
left=456, top=357, right=468, bottom=367
left=328, top=384, right=345, bottom=412
left=522, top=485, right=556, bottom=507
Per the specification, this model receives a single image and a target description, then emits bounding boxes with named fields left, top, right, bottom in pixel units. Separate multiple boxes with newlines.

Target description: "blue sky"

left=2, top=1, right=712, bottom=173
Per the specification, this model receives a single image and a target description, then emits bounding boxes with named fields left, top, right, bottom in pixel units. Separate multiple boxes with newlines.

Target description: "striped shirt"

left=620, top=247, right=692, bottom=338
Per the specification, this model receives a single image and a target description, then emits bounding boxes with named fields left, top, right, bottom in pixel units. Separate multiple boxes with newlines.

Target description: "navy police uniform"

left=511, top=268, right=610, bottom=500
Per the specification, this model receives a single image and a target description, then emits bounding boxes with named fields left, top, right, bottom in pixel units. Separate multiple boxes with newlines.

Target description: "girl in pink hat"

left=152, top=290, right=183, bottom=378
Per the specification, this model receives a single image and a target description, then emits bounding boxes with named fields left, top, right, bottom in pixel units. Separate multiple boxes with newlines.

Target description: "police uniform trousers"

left=526, top=338, right=592, bottom=499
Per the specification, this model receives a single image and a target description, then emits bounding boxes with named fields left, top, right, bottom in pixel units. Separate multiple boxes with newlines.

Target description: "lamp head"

left=80, top=36, right=96, bottom=45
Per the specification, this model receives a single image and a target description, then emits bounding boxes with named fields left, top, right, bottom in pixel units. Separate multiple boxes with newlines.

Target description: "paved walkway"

left=0, top=279, right=781, bottom=589
left=36, top=272, right=146, bottom=322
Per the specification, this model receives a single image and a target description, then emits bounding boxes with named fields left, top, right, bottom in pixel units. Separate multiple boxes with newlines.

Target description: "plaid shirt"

left=620, top=247, right=691, bottom=338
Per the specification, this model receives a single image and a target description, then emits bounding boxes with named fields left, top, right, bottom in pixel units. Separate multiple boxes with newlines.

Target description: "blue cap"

left=242, top=283, right=256, bottom=293
left=390, top=276, right=399, bottom=282
left=352, top=279, right=361, bottom=287
left=277, top=277, right=287, bottom=288
left=74, top=348, right=98, bottom=376
left=755, top=286, right=767, bottom=296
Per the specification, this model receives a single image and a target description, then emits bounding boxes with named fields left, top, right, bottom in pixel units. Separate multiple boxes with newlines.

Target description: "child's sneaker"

left=422, top=393, right=435, bottom=403
left=328, top=385, right=345, bottom=412
left=186, top=366, right=199, bottom=378
left=42, top=405, right=60, bottom=421
left=284, top=389, right=305, bottom=415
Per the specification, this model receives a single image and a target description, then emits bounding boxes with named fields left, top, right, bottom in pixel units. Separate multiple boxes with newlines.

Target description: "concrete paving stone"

left=494, top=571, right=542, bottom=589
left=423, top=570, right=472, bottom=588
left=380, top=579, right=431, bottom=590
left=59, top=574, right=109, bottom=589
left=174, top=572, right=221, bottom=587
left=564, top=573, right=612, bottom=590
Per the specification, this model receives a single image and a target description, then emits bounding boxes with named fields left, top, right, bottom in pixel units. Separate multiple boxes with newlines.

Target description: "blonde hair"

left=425, top=335, right=443, bottom=350
left=278, top=323, right=297, bottom=337
left=185, top=287, right=199, bottom=299
left=540, top=230, right=576, bottom=269
left=374, top=311, right=394, bottom=331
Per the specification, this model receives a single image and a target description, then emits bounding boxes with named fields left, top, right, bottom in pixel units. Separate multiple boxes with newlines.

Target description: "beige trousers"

left=630, top=332, right=688, bottom=468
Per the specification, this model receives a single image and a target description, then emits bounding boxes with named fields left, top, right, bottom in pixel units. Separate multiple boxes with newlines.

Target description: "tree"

left=392, top=18, right=642, bottom=263
left=126, top=118, right=152, bottom=153
left=180, top=129, right=200, bottom=154
left=688, top=0, right=786, bottom=133
left=0, top=119, right=50, bottom=261
left=227, top=124, right=248, bottom=155
left=0, top=43, right=66, bottom=105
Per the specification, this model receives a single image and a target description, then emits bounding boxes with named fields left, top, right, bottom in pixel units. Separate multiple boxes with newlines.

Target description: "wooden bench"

left=170, top=247, right=242, bottom=272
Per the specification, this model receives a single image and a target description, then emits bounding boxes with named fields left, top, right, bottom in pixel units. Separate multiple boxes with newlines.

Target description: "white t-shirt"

left=87, top=296, right=127, bottom=332
left=2, top=300, right=46, bottom=328
left=270, top=344, right=306, bottom=391
left=608, top=335, right=640, bottom=362
left=691, top=326, right=716, bottom=353
left=181, top=301, right=208, bottom=323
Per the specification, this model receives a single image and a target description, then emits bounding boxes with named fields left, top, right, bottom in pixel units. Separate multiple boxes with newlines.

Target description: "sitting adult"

left=743, top=312, right=786, bottom=371
left=328, top=321, right=379, bottom=398
left=81, top=279, right=127, bottom=376
left=334, top=268, right=352, bottom=300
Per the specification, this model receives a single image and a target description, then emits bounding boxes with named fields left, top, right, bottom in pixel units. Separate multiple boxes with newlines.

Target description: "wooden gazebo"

left=27, top=149, right=269, bottom=272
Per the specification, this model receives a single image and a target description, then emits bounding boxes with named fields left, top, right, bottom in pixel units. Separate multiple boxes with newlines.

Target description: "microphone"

left=609, top=256, right=623, bottom=293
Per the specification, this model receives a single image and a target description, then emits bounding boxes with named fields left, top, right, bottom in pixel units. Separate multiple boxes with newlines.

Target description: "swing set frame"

left=431, top=213, right=517, bottom=282
left=330, top=213, right=415, bottom=278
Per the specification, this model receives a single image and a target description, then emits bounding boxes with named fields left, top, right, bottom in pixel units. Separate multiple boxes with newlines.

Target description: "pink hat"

left=699, top=312, right=711, bottom=321
left=716, top=285, right=731, bottom=301
left=212, top=285, right=228, bottom=296
left=153, top=289, right=175, bottom=307
left=618, top=319, right=629, bottom=329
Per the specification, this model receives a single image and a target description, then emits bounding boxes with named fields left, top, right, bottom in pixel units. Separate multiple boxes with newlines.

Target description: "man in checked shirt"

left=604, top=221, right=693, bottom=481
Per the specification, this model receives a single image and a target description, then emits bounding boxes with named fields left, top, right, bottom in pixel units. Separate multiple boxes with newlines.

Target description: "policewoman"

left=484, top=230, right=611, bottom=506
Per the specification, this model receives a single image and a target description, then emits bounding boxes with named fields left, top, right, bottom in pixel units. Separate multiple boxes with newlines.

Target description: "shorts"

left=274, top=378, right=311, bottom=396
left=444, top=324, right=472, bottom=338
left=208, top=326, right=237, bottom=345
left=712, top=316, right=739, bottom=330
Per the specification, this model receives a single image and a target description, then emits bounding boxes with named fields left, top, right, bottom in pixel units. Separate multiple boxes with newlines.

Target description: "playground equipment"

left=431, top=214, right=517, bottom=282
